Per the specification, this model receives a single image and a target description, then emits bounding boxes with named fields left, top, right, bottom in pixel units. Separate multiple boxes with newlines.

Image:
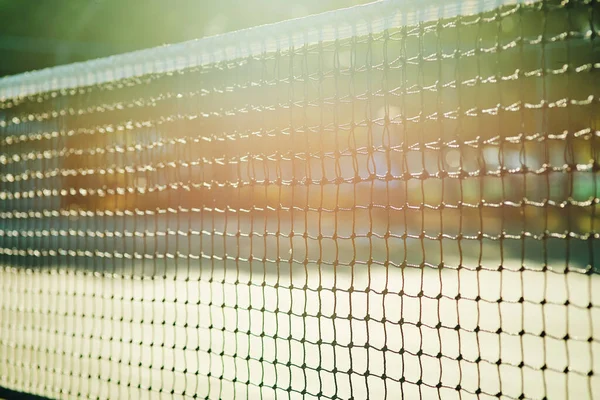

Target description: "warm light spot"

left=445, top=149, right=461, bottom=169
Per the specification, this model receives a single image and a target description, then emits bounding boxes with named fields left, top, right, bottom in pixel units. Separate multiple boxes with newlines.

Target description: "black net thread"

left=1, top=1, right=600, bottom=399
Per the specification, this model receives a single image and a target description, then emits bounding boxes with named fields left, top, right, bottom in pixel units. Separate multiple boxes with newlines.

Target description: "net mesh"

left=0, top=0, right=599, bottom=399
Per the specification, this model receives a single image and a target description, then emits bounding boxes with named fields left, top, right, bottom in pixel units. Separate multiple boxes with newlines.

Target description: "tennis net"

left=0, top=0, right=599, bottom=398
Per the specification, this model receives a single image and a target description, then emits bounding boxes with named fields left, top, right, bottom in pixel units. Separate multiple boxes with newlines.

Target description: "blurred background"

left=0, top=0, right=372, bottom=77
left=0, top=0, right=599, bottom=272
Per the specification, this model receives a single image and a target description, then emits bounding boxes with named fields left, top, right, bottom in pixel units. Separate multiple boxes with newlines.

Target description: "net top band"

left=0, top=0, right=535, bottom=101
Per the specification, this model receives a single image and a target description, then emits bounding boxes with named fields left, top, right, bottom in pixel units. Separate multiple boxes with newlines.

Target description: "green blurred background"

left=0, top=0, right=371, bottom=77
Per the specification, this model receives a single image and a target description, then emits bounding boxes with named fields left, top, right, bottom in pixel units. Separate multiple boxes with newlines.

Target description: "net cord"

left=0, top=0, right=539, bottom=101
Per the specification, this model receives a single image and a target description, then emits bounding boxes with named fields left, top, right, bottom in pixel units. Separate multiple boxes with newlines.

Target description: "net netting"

left=0, top=0, right=599, bottom=398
